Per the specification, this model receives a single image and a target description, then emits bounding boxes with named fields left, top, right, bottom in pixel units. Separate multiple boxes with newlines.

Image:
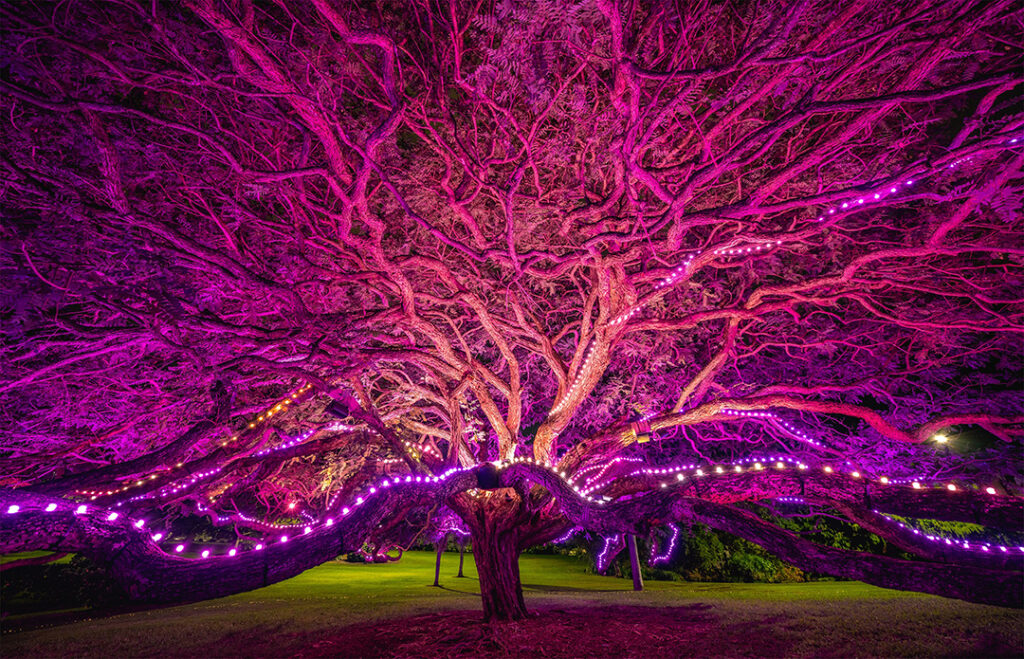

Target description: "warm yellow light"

left=912, top=481, right=921, bottom=489
left=946, top=483, right=957, bottom=491
left=880, top=476, right=889, bottom=484
left=933, top=434, right=948, bottom=444
left=824, top=466, right=833, bottom=473
left=986, top=487, right=997, bottom=495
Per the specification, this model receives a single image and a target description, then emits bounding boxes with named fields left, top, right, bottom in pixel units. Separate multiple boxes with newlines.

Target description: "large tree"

left=1, top=0, right=1022, bottom=621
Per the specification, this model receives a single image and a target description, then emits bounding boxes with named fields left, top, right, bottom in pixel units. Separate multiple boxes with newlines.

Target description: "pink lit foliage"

left=0, top=0, right=1022, bottom=620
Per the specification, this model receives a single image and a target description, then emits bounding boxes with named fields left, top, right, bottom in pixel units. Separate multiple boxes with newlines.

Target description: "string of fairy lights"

left=76, top=384, right=319, bottom=500
left=552, top=135, right=1021, bottom=418
left=649, top=523, right=680, bottom=566
left=874, top=512, right=1016, bottom=554
left=7, top=452, right=1016, bottom=566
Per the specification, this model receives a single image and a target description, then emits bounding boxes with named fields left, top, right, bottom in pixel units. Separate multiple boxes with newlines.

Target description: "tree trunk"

left=471, top=526, right=528, bottom=621
left=627, top=534, right=643, bottom=591
left=432, top=539, right=444, bottom=587
left=457, top=539, right=465, bottom=577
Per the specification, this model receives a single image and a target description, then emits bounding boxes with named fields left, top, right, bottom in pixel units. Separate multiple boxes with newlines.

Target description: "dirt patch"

left=295, top=604, right=796, bottom=658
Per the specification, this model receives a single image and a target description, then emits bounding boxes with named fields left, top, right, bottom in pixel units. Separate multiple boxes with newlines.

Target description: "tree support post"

left=627, top=534, right=643, bottom=591
left=432, top=536, right=445, bottom=587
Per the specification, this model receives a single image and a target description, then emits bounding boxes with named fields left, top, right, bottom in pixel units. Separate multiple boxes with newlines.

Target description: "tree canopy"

left=1, top=0, right=1022, bottom=620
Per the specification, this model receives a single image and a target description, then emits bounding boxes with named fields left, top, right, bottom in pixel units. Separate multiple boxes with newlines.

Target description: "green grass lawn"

left=2, top=551, right=1021, bottom=657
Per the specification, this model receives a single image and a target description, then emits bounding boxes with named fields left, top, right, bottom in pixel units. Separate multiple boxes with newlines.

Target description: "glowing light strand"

left=649, top=523, right=680, bottom=566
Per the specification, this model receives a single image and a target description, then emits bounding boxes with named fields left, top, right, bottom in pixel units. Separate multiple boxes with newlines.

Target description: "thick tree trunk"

left=457, top=539, right=465, bottom=577
left=627, top=534, right=643, bottom=591
left=471, top=526, right=528, bottom=621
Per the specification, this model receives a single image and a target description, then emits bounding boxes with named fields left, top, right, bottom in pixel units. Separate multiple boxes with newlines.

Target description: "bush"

left=724, top=552, right=780, bottom=583
left=1, top=554, right=125, bottom=616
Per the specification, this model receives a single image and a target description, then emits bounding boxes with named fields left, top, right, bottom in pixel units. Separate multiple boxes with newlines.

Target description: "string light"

left=5, top=451, right=1008, bottom=565
left=550, top=137, right=1022, bottom=423
left=875, top=512, right=1021, bottom=555
left=649, top=524, right=679, bottom=565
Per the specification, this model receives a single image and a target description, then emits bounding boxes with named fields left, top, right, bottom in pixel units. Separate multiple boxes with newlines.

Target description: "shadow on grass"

left=522, top=583, right=621, bottom=593
left=432, top=584, right=478, bottom=595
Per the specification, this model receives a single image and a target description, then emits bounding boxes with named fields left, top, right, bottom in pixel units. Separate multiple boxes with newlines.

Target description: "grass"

left=2, top=551, right=1021, bottom=657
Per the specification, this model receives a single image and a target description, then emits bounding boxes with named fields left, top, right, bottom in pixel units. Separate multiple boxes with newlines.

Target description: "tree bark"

left=471, top=526, right=528, bottom=621
left=627, top=534, right=643, bottom=591
left=457, top=539, right=465, bottom=577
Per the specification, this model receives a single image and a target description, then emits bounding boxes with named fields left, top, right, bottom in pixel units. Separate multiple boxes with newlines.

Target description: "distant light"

left=851, top=471, right=860, bottom=478
left=912, top=482, right=922, bottom=489
left=6, top=505, right=19, bottom=514
left=255, top=544, right=264, bottom=551
left=152, top=533, right=163, bottom=541
left=304, top=526, right=311, bottom=534
left=134, top=519, right=145, bottom=528
left=288, top=502, right=296, bottom=510
left=75, top=505, right=87, bottom=514
left=946, top=483, right=957, bottom=491
left=985, top=487, right=996, bottom=495
left=229, top=549, right=237, bottom=557
left=280, top=535, right=289, bottom=543
left=45, top=503, right=57, bottom=512
left=201, top=550, right=210, bottom=558
left=175, top=544, right=184, bottom=552
left=824, top=466, right=833, bottom=473
left=932, top=434, right=948, bottom=444
left=107, top=512, right=118, bottom=521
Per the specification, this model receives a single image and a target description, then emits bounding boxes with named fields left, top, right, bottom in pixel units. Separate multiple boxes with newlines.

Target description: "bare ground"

left=292, top=604, right=1018, bottom=658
